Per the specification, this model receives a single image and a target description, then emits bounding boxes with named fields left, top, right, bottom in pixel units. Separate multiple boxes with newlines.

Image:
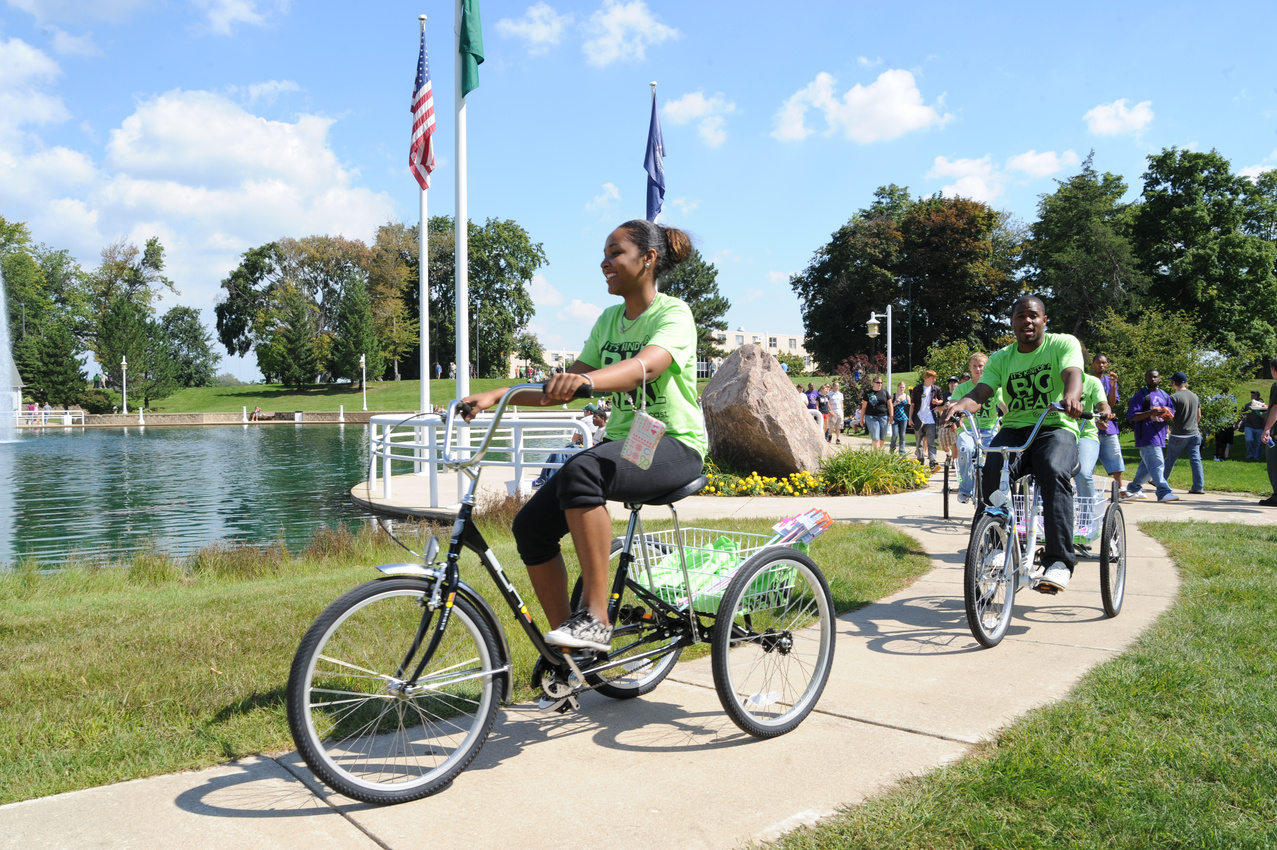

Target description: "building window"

left=735, top=334, right=744, bottom=346
left=804, top=356, right=813, bottom=368
left=752, top=335, right=761, bottom=344
left=789, top=338, right=797, bottom=350
left=769, top=337, right=777, bottom=348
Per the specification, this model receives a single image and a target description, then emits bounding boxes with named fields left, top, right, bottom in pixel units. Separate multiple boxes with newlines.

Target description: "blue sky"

left=3, top=0, right=1276, bottom=380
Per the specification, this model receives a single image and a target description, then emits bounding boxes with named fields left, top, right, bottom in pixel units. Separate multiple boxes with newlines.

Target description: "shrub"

left=820, top=447, right=930, bottom=496
left=1200, top=393, right=1239, bottom=438
left=701, top=469, right=824, bottom=497
left=80, top=389, right=116, bottom=414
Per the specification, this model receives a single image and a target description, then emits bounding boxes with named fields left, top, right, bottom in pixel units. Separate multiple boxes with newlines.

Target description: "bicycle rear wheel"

left=965, top=513, right=1016, bottom=648
left=710, top=548, right=835, bottom=738
left=1099, top=504, right=1127, bottom=617
left=570, top=537, right=684, bottom=698
left=287, top=577, right=501, bottom=805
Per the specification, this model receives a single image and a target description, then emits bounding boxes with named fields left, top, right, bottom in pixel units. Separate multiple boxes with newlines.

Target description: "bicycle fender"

left=373, top=565, right=514, bottom=704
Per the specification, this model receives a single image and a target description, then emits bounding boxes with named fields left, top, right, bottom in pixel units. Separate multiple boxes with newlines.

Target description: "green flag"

left=460, top=0, right=484, bottom=97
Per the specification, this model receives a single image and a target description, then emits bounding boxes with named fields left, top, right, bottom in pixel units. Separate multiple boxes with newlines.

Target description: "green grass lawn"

left=769, top=521, right=1277, bottom=850
left=0, top=517, right=930, bottom=805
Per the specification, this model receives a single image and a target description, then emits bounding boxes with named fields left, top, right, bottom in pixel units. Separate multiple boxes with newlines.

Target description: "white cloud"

left=1006, top=149, right=1079, bottom=178
left=857, top=56, right=882, bottom=68
left=771, top=69, right=952, bottom=144
left=0, top=37, right=71, bottom=141
left=240, top=79, right=301, bottom=105
left=497, top=3, right=574, bottom=55
left=5, top=0, right=148, bottom=23
left=1241, top=151, right=1277, bottom=180
left=191, top=0, right=289, bottom=35
left=585, top=181, right=620, bottom=214
left=667, top=197, right=699, bottom=216
left=663, top=91, right=737, bottom=148
left=927, top=155, right=1002, bottom=203
left=582, top=0, right=679, bottom=68
left=742, top=288, right=765, bottom=302
left=559, top=299, right=603, bottom=324
left=46, top=27, right=100, bottom=56
left=767, top=271, right=791, bottom=285
left=528, top=273, right=562, bottom=308
left=1083, top=98, right=1154, bottom=135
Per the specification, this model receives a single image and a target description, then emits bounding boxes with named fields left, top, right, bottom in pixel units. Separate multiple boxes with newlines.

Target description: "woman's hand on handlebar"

left=541, top=371, right=593, bottom=404
left=458, top=388, right=508, bottom=422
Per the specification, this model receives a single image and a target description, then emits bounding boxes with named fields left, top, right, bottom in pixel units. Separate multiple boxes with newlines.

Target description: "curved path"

left=2, top=484, right=1269, bottom=850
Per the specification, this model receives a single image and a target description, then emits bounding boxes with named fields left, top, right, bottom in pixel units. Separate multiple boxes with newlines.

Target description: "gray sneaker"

left=1034, top=562, right=1071, bottom=594
left=545, top=610, right=613, bottom=652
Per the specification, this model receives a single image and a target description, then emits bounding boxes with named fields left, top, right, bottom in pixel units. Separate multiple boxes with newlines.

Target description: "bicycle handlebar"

left=441, top=382, right=594, bottom=469
left=976, top=402, right=1092, bottom=456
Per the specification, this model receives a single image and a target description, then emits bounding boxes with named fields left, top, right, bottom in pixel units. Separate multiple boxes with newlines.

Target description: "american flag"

left=409, top=28, right=435, bottom=190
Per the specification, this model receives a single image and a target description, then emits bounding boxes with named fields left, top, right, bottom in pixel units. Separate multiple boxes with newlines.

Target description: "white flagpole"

left=454, top=0, right=470, bottom=404
left=418, top=14, right=430, bottom=416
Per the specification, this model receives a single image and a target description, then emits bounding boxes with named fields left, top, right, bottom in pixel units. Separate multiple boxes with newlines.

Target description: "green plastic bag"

left=642, top=536, right=740, bottom=613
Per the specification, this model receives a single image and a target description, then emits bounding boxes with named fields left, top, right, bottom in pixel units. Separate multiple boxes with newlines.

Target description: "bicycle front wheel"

left=1099, top=504, right=1127, bottom=617
left=710, top=548, right=835, bottom=738
left=965, top=513, right=1015, bottom=648
left=287, top=577, right=501, bottom=805
left=570, top=537, right=684, bottom=698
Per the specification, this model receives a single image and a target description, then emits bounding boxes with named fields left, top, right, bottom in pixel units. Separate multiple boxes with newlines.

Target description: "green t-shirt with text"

left=578, top=292, right=708, bottom=460
left=979, top=332, right=1084, bottom=436
left=954, top=379, right=1002, bottom=429
left=1078, top=373, right=1105, bottom=442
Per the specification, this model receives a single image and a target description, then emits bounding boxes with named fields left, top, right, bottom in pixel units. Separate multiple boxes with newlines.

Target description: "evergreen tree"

left=277, top=287, right=319, bottom=389
left=31, top=321, right=86, bottom=406
left=660, top=248, right=731, bottom=362
left=330, top=277, right=383, bottom=386
left=160, top=306, right=221, bottom=388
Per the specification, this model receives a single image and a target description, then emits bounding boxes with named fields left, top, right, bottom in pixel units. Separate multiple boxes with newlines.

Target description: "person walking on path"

left=951, top=353, right=1002, bottom=504
left=911, top=371, right=940, bottom=469
left=1092, top=354, right=1127, bottom=491
left=1239, top=391, right=1269, bottom=460
left=890, top=380, right=910, bottom=455
left=860, top=375, right=892, bottom=450
left=1074, top=370, right=1115, bottom=539
left=1164, top=372, right=1205, bottom=494
left=1259, top=359, right=1277, bottom=507
left=1124, top=369, right=1178, bottom=502
left=828, top=381, right=845, bottom=445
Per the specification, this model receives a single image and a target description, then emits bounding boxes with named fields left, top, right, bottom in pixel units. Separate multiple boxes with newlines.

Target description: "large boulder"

left=701, top=344, right=831, bottom=476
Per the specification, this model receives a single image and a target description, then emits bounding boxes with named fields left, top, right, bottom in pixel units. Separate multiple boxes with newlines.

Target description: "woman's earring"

left=644, top=263, right=650, bottom=268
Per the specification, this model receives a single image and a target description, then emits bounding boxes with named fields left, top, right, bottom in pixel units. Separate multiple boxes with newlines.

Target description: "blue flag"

left=644, top=91, right=664, bottom=222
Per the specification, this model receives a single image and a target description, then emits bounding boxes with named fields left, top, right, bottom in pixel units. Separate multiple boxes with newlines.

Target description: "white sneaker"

left=1034, top=562, right=1071, bottom=594
left=1158, top=493, right=1180, bottom=502
left=957, top=493, right=971, bottom=504
left=1121, top=488, right=1146, bottom=500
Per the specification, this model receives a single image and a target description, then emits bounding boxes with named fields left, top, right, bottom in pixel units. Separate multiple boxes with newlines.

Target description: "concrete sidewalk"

left=3, top=483, right=1271, bottom=849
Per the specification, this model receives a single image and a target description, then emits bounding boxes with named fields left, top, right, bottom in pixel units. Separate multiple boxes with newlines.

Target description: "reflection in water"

left=1, top=425, right=375, bottom=565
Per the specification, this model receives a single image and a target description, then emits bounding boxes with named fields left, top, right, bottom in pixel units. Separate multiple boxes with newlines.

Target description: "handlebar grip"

left=574, top=383, right=594, bottom=400
left=457, top=400, right=473, bottom=418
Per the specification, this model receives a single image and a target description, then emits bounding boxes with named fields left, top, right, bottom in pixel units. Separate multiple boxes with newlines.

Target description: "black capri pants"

left=512, top=436, right=703, bottom=566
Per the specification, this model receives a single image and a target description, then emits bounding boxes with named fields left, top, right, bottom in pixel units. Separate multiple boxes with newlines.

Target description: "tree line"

left=792, top=147, right=1277, bottom=385
left=1, top=219, right=222, bottom=410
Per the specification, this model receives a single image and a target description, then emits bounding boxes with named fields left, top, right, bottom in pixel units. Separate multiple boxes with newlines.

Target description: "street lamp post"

left=121, top=355, right=128, bottom=415
left=866, top=305, right=893, bottom=396
left=360, top=354, right=367, bottom=411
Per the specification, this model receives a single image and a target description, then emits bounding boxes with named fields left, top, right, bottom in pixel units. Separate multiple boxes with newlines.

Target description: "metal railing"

left=13, top=409, right=86, bottom=426
left=367, top=409, right=594, bottom=506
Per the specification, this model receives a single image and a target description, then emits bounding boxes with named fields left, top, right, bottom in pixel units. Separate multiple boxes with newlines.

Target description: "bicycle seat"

left=630, top=475, right=709, bottom=507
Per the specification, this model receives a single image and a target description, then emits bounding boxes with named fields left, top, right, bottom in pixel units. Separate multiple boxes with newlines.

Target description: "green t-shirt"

left=1078, top=373, right=1105, bottom=442
left=578, top=292, right=708, bottom=460
left=979, top=332, right=1084, bottom=436
left=954, top=379, right=1002, bottom=429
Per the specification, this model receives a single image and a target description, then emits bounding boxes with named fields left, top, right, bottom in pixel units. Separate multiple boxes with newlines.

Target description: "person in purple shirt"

left=1092, top=354, right=1126, bottom=492
left=1123, top=369, right=1179, bottom=502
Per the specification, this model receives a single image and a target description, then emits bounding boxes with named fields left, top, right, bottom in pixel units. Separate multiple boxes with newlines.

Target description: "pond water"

left=0, top=425, right=377, bottom=566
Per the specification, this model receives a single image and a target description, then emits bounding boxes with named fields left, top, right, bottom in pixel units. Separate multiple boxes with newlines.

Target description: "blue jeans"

left=1129, top=444, right=1173, bottom=499
left=915, top=422, right=937, bottom=465
left=979, top=426, right=1079, bottom=570
left=1097, top=433, right=1125, bottom=474
left=1164, top=434, right=1204, bottom=492
left=956, top=427, right=995, bottom=497
left=890, top=420, right=908, bottom=454
left=1245, top=426, right=1265, bottom=460
left=865, top=415, right=888, bottom=442
left=1074, top=436, right=1100, bottom=503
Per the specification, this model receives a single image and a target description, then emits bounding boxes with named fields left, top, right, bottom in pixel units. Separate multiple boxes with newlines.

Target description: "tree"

left=330, top=278, right=384, bottom=386
left=513, top=330, right=548, bottom=371
left=28, top=321, right=86, bottom=406
left=1132, top=147, right=1277, bottom=358
left=1021, top=153, right=1148, bottom=342
left=277, top=286, right=319, bottom=389
left=369, top=222, right=420, bottom=380
left=214, top=242, right=284, bottom=358
left=160, top=306, right=221, bottom=388
left=660, top=248, right=731, bottom=361
left=87, top=237, right=177, bottom=319
left=791, top=213, right=902, bottom=373
left=96, top=296, right=177, bottom=408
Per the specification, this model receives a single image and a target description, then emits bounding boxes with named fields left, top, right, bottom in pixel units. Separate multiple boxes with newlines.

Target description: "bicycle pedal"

left=1032, top=580, right=1061, bottom=595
